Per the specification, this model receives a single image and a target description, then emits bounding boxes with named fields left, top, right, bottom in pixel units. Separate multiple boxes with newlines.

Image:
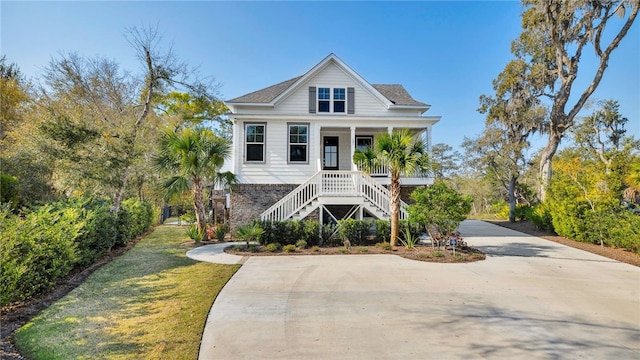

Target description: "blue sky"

left=2, top=1, right=639, bottom=152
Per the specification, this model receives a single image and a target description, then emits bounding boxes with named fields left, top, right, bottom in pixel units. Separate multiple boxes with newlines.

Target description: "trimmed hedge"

left=0, top=197, right=153, bottom=306
left=256, top=219, right=422, bottom=247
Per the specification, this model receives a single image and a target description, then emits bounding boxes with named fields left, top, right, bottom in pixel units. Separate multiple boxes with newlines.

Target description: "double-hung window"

left=318, top=88, right=330, bottom=112
left=318, top=87, right=346, bottom=113
left=288, top=123, right=308, bottom=163
left=245, top=123, right=265, bottom=162
left=333, top=88, right=345, bottom=112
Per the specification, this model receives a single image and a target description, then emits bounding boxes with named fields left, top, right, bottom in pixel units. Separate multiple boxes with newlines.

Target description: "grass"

left=14, top=225, right=240, bottom=360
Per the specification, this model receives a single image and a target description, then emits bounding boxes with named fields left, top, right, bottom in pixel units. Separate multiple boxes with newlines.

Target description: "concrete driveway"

left=197, top=220, right=640, bottom=359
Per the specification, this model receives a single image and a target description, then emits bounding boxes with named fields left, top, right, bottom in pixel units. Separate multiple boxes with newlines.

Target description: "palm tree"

left=154, top=127, right=231, bottom=241
left=354, top=129, right=431, bottom=247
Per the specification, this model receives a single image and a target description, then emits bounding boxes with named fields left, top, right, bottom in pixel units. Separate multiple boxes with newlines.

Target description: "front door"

left=323, top=136, right=339, bottom=170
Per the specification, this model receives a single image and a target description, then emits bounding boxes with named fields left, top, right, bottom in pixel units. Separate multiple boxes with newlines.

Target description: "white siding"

left=225, top=58, right=440, bottom=186
left=273, top=63, right=391, bottom=116
left=235, top=120, right=317, bottom=184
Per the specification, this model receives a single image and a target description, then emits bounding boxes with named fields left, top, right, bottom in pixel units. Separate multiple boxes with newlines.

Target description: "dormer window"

left=309, top=86, right=354, bottom=114
left=318, top=87, right=345, bottom=113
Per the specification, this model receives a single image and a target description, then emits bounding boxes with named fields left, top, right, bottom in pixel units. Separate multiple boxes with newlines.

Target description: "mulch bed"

left=225, top=243, right=486, bottom=263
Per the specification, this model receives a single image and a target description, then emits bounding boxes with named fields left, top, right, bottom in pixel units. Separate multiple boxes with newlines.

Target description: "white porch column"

left=233, top=120, right=240, bottom=176
left=350, top=126, right=356, bottom=171
left=314, top=123, right=322, bottom=171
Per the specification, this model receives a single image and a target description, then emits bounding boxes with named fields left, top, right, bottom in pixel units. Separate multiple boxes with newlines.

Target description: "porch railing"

left=260, top=171, right=408, bottom=222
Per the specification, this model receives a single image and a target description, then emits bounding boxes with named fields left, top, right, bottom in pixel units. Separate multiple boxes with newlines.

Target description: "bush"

left=0, top=206, right=82, bottom=305
left=295, top=240, right=308, bottom=249
left=121, top=198, right=153, bottom=239
left=337, top=219, right=373, bottom=246
left=283, top=244, right=296, bottom=253
left=310, top=245, right=320, bottom=252
left=265, top=243, right=281, bottom=252
left=527, top=203, right=554, bottom=232
left=375, top=220, right=391, bottom=243
left=71, top=198, right=118, bottom=267
left=302, top=220, right=321, bottom=246
left=0, top=197, right=153, bottom=306
left=186, top=225, right=204, bottom=242
left=376, top=242, right=392, bottom=251
left=258, top=220, right=303, bottom=245
left=0, top=174, right=19, bottom=209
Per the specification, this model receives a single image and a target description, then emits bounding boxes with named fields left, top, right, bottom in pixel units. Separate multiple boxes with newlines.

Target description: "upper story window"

left=288, top=123, right=309, bottom=163
left=309, top=86, right=354, bottom=114
left=318, top=87, right=345, bottom=113
left=333, top=88, right=345, bottom=113
left=245, top=123, right=265, bottom=163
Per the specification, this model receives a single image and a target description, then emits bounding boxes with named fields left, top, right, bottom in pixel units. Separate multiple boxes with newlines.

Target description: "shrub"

left=186, top=224, right=204, bottom=242
left=235, top=223, right=265, bottom=248
left=375, top=220, right=391, bottom=243
left=0, top=174, right=19, bottom=209
left=0, top=196, right=153, bottom=306
left=258, top=220, right=304, bottom=245
left=527, top=203, right=554, bottom=232
left=338, top=248, right=349, bottom=254
left=302, top=220, right=321, bottom=246
left=399, top=220, right=421, bottom=244
left=212, top=223, right=230, bottom=242
left=283, top=244, right=296, bottom=253
left=376, top=242, right=392, bottom=251
left=295, top=240, right=308, bottom=249
left=122, top=198, right=153, bottom=238
left=433, top=251, right=444, bottom=258
left=72, top=198, right=118, bottom=267
left=408, top=182, right=472, bottom=239
left=180, top=211, right=196, bottom=224
left=338, top=219, right=372, bottom=246
left=359, top=247, right=369, bottom=253
left=310, top=245, right=320, bottom=252
left=0, top=205, right=82, bottom=305
left=248, top=245, right=259, bottom=253
left=265, top=243, right=281, bottom=252
left=399, top=227, right=418, bottom=249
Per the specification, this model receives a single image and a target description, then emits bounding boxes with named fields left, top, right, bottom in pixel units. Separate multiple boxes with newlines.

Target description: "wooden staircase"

left=260, top=171, right=408, bottom=222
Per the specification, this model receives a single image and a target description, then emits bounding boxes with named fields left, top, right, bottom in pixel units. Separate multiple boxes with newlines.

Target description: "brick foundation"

left=230, top=184, right=298, bottom=228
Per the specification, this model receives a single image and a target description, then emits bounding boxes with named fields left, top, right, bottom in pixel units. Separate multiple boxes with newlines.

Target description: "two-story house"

left=222, top=54, right=440, bottom=227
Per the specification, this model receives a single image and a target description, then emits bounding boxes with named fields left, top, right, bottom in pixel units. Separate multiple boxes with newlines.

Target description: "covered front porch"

left=315, top=125, right=432, bottom=186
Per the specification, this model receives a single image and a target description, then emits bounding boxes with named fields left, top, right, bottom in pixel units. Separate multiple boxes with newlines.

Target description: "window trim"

left=356, top=136, right=373, bottom=151
left=287, top=122, right=310, bottom=164
left=244, top=122, right=266, bottom=164
left=317, top=87, right=346, bottom=114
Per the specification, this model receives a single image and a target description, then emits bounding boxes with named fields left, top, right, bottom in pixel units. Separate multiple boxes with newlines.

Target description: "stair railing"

left=260, top=171, right=408, bottom=222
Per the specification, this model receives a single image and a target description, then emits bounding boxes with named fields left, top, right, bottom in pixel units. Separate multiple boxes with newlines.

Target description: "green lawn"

left=14, top=225, right=239, bottom=360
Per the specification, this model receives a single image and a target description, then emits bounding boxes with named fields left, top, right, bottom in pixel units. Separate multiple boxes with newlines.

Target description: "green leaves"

left=407, top=182, right=472, bottom=238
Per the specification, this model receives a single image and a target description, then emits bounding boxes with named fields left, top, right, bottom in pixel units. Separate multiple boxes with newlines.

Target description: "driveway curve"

left=197, top=220, right=639, bottom=359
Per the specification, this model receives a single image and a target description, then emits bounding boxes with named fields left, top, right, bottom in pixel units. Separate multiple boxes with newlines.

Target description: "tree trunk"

left=193, top=178, right=208, bottom=241
left=389, top=174, right=401, bottom=247
left=111, top=167, right=130, bottom=213
left=508, top=175, right=517, bottom=223
left=538, top=131, right=562, bottom=201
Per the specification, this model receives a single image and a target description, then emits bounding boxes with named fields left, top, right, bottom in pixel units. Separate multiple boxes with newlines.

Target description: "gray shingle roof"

left=226, top=76, right=302, bottom=103
left=227, top=78, right=427, bottom=108
left=371, top=84, right=428, bottom=107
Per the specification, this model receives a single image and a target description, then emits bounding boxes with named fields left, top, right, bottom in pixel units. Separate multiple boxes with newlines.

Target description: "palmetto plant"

left=234, top=223, right=264, bottom=248
left=354, top=129, right=431, bottom=247
left=154, top=127, right=230, bottom=242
